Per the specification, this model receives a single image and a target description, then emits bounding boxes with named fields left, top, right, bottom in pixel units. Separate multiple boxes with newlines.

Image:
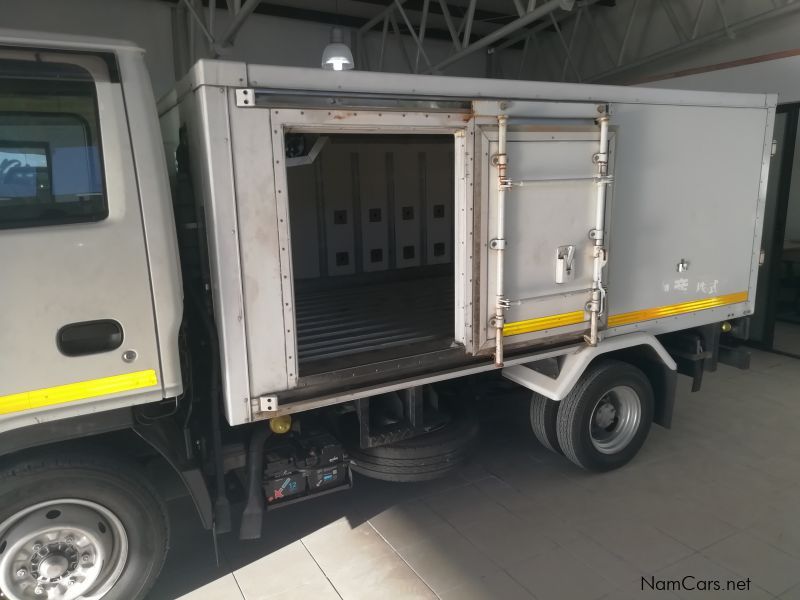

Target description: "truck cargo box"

left=158, top=61, right=774, bottom=426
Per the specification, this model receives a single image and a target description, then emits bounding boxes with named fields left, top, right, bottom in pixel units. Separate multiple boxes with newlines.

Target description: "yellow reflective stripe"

left=0, top=370, right=159, bottom=416
left=504, top=310, right=586, bottom=336
left=608, top=291, right=748, bottom=328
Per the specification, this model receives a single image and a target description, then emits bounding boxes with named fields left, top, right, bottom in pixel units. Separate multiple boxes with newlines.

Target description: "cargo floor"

left=294, top=272, right=455, bottom=375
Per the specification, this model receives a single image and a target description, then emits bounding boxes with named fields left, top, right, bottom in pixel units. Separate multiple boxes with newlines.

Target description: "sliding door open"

left=269, top=108, right=472, bottom=379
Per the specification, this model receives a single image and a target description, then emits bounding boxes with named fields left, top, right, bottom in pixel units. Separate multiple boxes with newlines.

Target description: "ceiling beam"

left=352, top=0, right=519, bottom=28
left=164, top=0, right=485, bottom=43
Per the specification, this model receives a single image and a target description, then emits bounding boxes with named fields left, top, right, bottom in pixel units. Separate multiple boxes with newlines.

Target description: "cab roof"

left=0, top=28, right=141, bottom=54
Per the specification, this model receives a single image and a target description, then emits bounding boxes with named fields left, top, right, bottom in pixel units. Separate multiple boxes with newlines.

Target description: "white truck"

left=0, top=29, right=774, bottom=600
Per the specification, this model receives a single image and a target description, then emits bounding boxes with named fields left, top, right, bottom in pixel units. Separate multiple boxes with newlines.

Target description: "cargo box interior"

left=286, top=133, right=456, bottom=376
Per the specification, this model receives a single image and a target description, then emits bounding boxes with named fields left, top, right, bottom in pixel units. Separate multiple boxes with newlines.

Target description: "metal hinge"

left=235, top=88, right=256, bottom=108
left=771, top=140, right=778, bottom=157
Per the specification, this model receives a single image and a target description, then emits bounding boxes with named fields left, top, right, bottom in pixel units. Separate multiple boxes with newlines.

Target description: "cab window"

left=0, top=60, right=107, bottom=229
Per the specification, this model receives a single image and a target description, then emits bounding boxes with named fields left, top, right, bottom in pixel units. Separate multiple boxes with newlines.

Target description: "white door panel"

left=476, top=125, right=613, bottom=352
left=0, top=53, right=160, bottom=423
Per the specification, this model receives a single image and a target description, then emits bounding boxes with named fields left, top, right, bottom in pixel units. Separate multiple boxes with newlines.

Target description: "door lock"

left=556, top=245, right=576, bottom=284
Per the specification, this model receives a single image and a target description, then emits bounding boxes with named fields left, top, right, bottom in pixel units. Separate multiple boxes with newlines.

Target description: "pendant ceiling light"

left=321, top=1, right=353, bottom=71
left=321, top=26, right=354, bottom=71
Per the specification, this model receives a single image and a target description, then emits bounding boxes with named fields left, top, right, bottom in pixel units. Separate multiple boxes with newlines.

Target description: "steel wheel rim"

left=589, top=385, right=641, bottom=454
left=0, top=499, right=128, bottom=600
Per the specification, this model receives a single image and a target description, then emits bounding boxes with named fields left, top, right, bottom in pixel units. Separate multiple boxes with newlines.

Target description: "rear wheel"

left=529, top=393, right=561, bottom=454
left=0, top=451, right=169, bottom=600
left=556, top=360, right=654, bottom=472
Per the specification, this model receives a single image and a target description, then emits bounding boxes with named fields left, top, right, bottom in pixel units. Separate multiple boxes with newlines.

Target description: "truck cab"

left=0, top=31, right=185, bottom=600
left=0, top=31, right=183, bottom=434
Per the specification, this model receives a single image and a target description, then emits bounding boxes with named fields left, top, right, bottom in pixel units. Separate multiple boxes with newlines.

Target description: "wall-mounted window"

left=0, top=61, right=106, bottom=229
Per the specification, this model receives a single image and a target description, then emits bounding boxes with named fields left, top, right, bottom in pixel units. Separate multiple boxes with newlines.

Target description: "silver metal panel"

left=241, top=63, right=773, bottom=110
left=118, top=50, right=184, bottom=400
left=269, top=111, right=302, bottom=392
left=476, top=125, right=611, bottom=352
left=603, top=103, right=775, bottom=338
left=0, top=54, right=162, bottom=432
left=750, top=106, right=777, bottom=315
left=163, top=59, right=248, bottom=114
left=0, top=27, right=141, bottom=53
left=471, top=99, right=772, bottom=355
left=454, top=124, right=475, bottom=350
left=187, top=86, right=251, bottom=426
left=606, top=103, right=769, bottom=321
left=261, top=342, right=584, bottom=419
left=473, top=100, right=605, bottom=120
left=227, top=96, right=290, bottom=406
left=501, top=133, right=599, bottom=302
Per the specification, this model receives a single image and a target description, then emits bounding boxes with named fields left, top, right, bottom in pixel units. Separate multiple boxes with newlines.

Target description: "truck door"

left=0, top=52, right=161, bottom=427
left=471, top=102, right=614, bottom=363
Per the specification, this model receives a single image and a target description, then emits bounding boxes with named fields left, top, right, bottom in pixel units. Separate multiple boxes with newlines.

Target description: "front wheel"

left=556, top=359, right=654, bottom=472
left=0, top=451, right=169, bottom=600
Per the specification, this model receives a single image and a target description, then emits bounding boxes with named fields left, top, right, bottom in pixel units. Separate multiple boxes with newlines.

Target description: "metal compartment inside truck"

left=286, top=133, right=456, bottom=374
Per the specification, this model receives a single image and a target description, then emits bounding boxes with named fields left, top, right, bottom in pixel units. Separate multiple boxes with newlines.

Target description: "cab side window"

left=0, top=60, right=107, bottom=229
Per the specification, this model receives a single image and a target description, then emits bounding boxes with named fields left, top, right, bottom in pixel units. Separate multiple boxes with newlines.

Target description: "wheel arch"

left=597, top=346, right=678, bottom=428
left=503, top=332, right=678, bottom=428
left=0, top=407, right=213, bottom=529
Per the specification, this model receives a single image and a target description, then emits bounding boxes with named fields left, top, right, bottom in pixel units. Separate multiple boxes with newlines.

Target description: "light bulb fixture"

left=321, top=27, right=354, bottom=71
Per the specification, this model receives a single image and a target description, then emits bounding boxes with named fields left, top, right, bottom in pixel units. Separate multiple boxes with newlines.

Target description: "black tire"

left=348, top=410, right=480, bottom=482
left=0, top=450, right=169, bottom=600
left=529, top=393, right=562, bottom=454
left=556, top=359, right=654, bottom=472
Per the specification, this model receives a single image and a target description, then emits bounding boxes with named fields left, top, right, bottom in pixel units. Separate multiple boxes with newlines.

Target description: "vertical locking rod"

left=586, top=108, right=610, bottom=346
left=494, top=114, right=509, bottom=366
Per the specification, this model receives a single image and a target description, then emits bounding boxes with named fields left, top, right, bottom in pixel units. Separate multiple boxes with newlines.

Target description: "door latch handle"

left=57, top=320, right=124, bottom=357
left=555, top=245, right=576, bottom=284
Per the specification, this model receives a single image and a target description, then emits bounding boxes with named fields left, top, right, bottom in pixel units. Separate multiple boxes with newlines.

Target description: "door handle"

left=555, top=245, right=576, bottom=284
left=57, top=320, right=124, bottom=357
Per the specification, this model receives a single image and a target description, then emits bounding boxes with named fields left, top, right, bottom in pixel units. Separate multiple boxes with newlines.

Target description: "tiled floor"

left=148, top=349, right=800, bottom=600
